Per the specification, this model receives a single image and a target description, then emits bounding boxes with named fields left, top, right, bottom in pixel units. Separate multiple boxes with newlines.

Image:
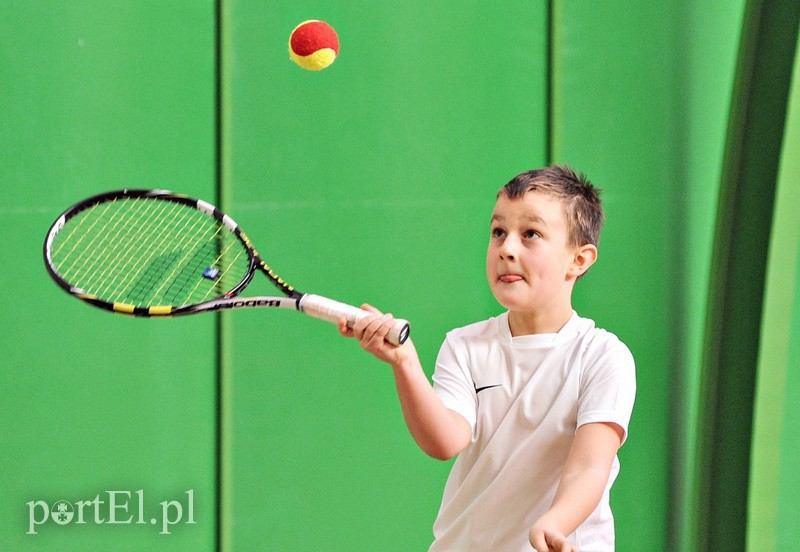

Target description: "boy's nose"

left=499, top=238, right=518, bottom=261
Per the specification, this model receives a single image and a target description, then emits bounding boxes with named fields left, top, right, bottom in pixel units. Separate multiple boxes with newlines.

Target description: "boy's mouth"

left=498, top=274, right=524, bottom=283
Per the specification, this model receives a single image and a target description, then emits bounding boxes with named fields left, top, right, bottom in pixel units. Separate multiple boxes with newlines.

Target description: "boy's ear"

left=569, top=244, right=598, bottom=278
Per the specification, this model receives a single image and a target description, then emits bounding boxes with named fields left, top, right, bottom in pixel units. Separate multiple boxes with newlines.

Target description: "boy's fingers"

left=529, top=527, right=550, bottom=552
left=363, top=314, right=394, bottom=345
left=377, top=315, right=396, bottom=341
left=352, top=313, right=380, bottom=336
left=341, top=305, right=397, bottom=348
left=361, top=315, right=386, bottom=343
left=337, top=317, right=353, bottom=337
left=547, top=533, right=574, bottom=552
left=351, top=305, right=386, bottom=336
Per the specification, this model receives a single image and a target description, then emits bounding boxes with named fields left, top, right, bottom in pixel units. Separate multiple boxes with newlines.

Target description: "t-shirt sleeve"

left=577, top=338, right=636, bottom=445
left=432, top=335, right=477, bottom=432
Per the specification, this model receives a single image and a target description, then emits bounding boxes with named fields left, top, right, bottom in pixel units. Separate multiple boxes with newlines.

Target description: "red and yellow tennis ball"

left=289, top=20, right=339, bottom=71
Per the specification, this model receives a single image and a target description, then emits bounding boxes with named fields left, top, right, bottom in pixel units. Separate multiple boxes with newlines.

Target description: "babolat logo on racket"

left=223, top=298, right=284, bottom=309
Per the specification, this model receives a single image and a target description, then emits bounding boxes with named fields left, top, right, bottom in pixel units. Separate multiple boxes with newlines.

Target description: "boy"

left=338, top=166, right=636, bottom=551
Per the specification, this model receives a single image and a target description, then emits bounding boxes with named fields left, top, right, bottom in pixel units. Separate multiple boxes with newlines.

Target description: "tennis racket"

left=43, top=189, right=410, bottom=345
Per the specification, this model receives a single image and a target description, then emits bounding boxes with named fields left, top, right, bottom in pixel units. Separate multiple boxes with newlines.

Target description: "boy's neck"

left=507, top=305, right=574, bottom=336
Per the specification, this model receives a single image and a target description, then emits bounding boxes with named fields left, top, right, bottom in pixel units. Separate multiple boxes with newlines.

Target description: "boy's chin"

left=490, top=293, right=527, bottom=312
left=491, top=291, right=548, bottom=315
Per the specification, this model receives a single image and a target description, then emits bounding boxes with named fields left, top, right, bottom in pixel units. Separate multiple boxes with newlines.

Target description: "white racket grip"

left=298, top=294, right=410, bottom=346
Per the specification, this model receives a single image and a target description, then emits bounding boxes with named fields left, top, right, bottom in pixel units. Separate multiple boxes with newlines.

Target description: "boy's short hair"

left=498, top=165, right=604, bottom=248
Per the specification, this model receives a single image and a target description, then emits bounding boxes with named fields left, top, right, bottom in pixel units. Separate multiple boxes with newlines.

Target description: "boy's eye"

left=523, top=229, right=540, bottom=239
left=491, top=227, right=505, bottom=238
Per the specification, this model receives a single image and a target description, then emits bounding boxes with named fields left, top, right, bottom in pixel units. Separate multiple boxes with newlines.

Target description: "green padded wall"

left=747, top=27, right=800, bottom=551
left=222, top=1, right=547, bottom=549
left=698, top=0, right=800, bottom=549
left=772, top=35, right=800, bottom=547
left=775, top=273, right=800, bottom=546
left=667, top=2, right=747, bottom=548
left=775, top=257, right=800, bottom=548
left=551, top=1, right=745, bottom=550
left=0, top=2, right=217, bottom=550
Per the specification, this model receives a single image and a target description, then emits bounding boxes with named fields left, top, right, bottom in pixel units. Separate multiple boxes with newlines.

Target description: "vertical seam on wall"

left=214, top=0, right=221, bottom=545
left=545, top=0, right=553, bottom=165
left=214, top=0, right=226, bottom=550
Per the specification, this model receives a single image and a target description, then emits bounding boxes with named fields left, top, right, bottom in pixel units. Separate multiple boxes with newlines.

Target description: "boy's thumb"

left=360, top=303, right=383, bottom=315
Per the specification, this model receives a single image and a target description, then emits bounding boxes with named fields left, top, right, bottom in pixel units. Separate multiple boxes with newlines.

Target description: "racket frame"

left=43, top=188, right=297, bottom=316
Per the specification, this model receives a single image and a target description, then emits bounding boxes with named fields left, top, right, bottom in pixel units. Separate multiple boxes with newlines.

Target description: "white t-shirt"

left=430, top=311, right=636, bottom=552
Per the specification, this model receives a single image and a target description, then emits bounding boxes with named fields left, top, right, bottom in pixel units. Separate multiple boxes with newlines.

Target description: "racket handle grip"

left=298, top=294, right=410, bottom=346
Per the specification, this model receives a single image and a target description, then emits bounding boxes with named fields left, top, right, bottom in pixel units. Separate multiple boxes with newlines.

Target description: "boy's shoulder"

left=444, top=313, right=504, bottom=341
left=573, top=315, right=634, bottom=365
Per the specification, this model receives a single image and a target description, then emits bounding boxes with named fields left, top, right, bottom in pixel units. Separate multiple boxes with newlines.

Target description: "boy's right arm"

left=338, top=305, right=471, bottom=461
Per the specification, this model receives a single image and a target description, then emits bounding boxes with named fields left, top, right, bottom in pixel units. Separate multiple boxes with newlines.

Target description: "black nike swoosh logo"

left=475, top=384, right=501, bottom=394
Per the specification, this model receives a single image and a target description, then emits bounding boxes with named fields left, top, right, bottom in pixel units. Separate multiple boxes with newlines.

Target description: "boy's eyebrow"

left=490, top=214, right=548, bottom=226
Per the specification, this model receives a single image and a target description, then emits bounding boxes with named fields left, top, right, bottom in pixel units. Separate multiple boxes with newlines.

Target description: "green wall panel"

left=223, top=1, right=547, bottom=549
left=699, top=0, right=800, bottom=549
left=0, top=2, right=217, bottom=550
left=552, top=1, right=744, bottom=550
left=669, top=2, right=747, bottom=549
left=773, top=35, right=800, bottom=547
left=775, top=257, right=800, bottom=548
left=748, top=26, right=800, bottom=551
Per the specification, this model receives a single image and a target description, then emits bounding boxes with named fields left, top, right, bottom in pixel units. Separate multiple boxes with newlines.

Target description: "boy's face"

left=486, top=191, right=582, bottom=315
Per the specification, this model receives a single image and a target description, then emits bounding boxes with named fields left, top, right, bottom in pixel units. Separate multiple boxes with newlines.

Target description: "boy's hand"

left=529, top=517, right=577, bottom=552
left=337, top=304, right=411, bottom=367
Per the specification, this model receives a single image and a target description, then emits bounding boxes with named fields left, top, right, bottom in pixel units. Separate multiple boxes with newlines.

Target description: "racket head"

left=43, top=189, right=264, bottom=316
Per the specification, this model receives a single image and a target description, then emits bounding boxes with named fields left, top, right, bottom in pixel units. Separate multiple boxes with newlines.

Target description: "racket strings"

left=50, top=197, right=252, bottom=307
left=57, top=198, right=177, bottom=298
left=189, top=236, right=248, bottom=303
left=63, top=199, right=183, bottom=299
left=52, top=198, right=118, bottom=260
left=73, top=200, right=237, bottom=306
left=141, top=208, right=228, bottom=304
left=74, top=199, right=179, bottom=297
left=105, top=201, right=214, bottom=304
left=101, top=202, right=189, bottom=301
